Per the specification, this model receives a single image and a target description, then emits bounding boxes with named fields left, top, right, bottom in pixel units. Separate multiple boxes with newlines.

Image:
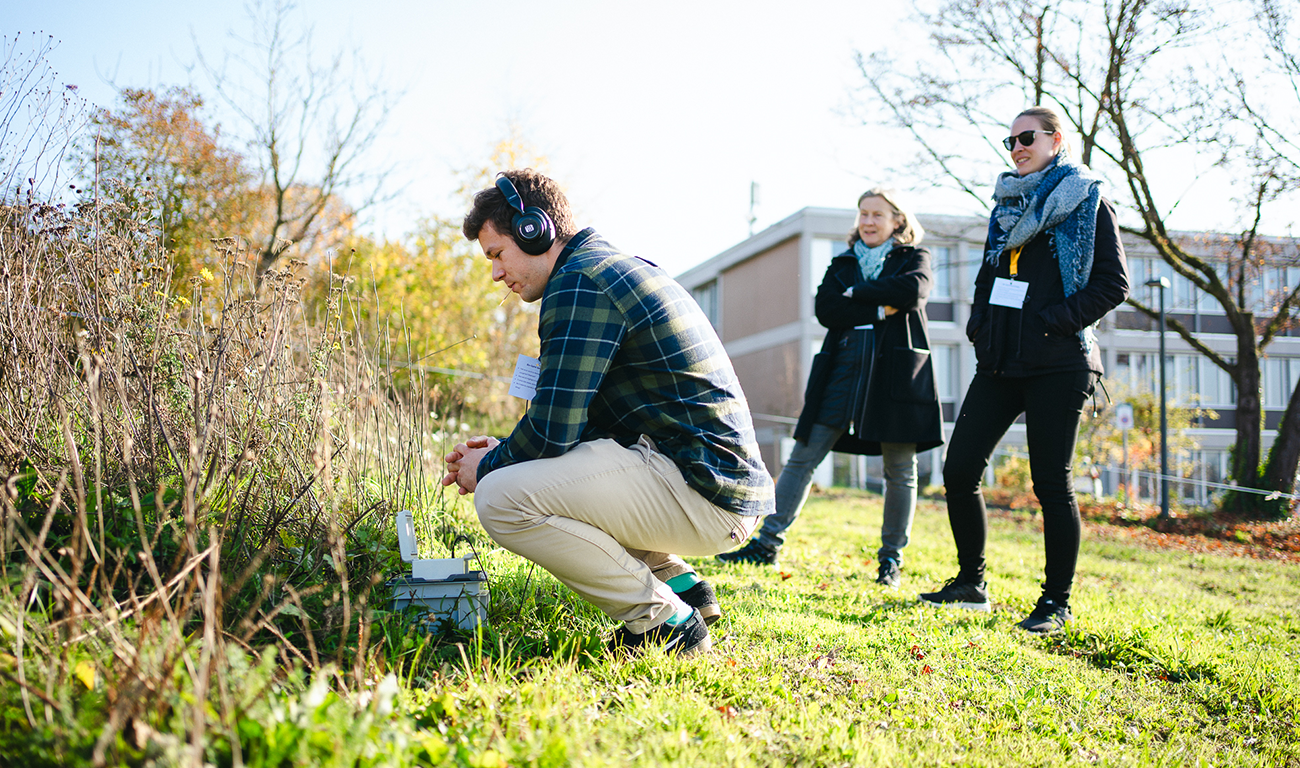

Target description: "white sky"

left=7, top=1, right=1291, bottom=277
left=5, top=0, right=954, bottom=276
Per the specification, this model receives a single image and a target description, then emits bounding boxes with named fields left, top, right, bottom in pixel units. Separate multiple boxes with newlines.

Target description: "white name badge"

left=989, top=278, right=1029, bottom=309
left=508, top=354, right=542, bottom=400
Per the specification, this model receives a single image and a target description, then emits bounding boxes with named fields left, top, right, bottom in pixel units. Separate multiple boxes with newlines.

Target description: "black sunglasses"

left=1002, top=130, right=1054, bottom=151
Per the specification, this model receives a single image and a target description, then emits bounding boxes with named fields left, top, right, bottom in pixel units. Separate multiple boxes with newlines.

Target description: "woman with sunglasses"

left=718, top=188, right=943, bottom=589
left=919, top=105, right=1129, bottom=632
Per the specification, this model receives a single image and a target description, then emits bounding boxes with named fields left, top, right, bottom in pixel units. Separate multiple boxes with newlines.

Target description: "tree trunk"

left=1223, top=330, right=1267, bottom=517
left=1261, top=377, right=1300, bottom=517
left=1232, top=338, right=1263, bottom=493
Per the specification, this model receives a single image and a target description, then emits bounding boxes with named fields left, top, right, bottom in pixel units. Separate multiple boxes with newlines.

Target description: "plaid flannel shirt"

left=478, top=229, right=775, bottom=516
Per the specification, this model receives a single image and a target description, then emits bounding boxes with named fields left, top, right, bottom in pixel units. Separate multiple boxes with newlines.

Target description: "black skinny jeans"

left=942, top=369, right=1096, bottom=602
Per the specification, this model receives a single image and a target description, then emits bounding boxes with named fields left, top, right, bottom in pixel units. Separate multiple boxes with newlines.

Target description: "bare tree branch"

left=192, top=0, right=404, bottom=277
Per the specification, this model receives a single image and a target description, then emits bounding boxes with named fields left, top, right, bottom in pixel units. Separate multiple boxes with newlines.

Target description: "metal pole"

left=1160, top=287, right=1170, bottom=517
left=1146, top=276, right=1171, bottom=519
left=1122, top=429, right=1129, bottom=503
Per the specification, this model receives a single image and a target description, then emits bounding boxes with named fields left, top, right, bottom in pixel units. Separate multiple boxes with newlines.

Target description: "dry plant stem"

left=1, top=144, right=459, bottom=758
left=55, top=400, right=97, bottom=586
left=61, top=543, right=217, bottom=644
left=127, top=347, right=183, bottom=479
left=187, top=532, right=221, bottom=767
left=82, top=345, right=110, bottom=601
left=0, top=667, right=65, bottom=715
left=283, top=583, right=321, bottom=668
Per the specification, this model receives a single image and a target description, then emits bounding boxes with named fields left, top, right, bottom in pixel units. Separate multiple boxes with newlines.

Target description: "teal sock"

left=664, top=597, right=694, bottom=626
left=666, top=573, right=701, bottom=593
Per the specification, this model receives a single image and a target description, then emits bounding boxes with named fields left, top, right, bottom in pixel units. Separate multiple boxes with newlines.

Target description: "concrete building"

left=677, top=206, right=1300, bottom=505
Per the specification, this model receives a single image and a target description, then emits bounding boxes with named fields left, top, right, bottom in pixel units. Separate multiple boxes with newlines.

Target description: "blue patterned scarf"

left=852, top=238, right=894, bottom=282
left=985, top=153, right=1103, bottom=348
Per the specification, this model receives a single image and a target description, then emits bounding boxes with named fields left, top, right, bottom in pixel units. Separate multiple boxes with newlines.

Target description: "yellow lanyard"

left=1008, top=246, right=1022, bottom=279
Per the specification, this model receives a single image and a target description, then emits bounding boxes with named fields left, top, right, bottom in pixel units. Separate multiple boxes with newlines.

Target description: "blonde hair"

left=1017, top=105, right=1065, bottom=133
left=848, top=187, right=925, bottom=246
left=1015, top=105, right=1072, bottom=156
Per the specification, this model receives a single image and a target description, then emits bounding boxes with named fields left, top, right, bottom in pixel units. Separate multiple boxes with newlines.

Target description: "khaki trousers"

left=474, top=437, right=760, bottom=634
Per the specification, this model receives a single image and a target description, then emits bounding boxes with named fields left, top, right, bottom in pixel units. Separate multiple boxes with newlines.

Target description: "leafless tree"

left=1250, top=0, right=1300, bottom=500
left=194, top=0, right=402, bottom=277
left=0, top=33, right=87, bottom=199
left=855, top=0, right=1300, bottom=515
left=70, top=87, right=256, bottom=284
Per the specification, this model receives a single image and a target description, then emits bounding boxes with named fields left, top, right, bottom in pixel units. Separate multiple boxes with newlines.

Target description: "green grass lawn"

left=384, top=490, right=1299, bottom=767
left=6, top=490, right=1297, bottom=766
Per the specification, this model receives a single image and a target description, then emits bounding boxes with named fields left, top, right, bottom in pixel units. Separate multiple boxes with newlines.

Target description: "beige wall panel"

left=731, top=341, right=805, bottom=421
left=731, top=341, right=805, bottom=477
left=720, top=236, right=801, bottom=343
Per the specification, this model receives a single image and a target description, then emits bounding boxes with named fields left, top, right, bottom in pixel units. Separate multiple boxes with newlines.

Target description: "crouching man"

left=442, top=169, right=774, bottom=657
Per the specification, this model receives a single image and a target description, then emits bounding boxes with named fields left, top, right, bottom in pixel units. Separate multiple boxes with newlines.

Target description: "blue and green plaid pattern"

left=479, top=230, right=775, bottom=516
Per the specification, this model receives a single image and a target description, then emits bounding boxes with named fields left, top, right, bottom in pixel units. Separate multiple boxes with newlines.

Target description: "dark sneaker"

left=607, top=609, right=712, bottom=658
left=1018, top=595, right=1073, bottom=633
left=876, top=558, right=901, bottom=589
left=715, top=539, right=778, bottom=566
left=918, top=576, right=991, bottom=612
left=676, top=579, right=721, bottom=626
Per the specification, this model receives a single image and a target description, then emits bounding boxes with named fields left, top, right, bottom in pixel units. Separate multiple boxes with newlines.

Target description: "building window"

left=1135, top=259, right=1198, bottom=311
left=930, top=245, right=951, bottom=300
left=932, top=343, right=958, bottom=411
left=811, top=238, right=840, bottom=297
left=1198, top=263, right=1225, bottom=312
left=692, top=280, right=719, bottom=329
left=1196, top=358, right=1234, bottom=407
left=1177, top=449, right=1229, bottom=505
left=1113, top=351, right=1234, bottom=407
left=1256, top=265, right=1300, bottom=315
left=1263, top=356, right=1300, bottom=409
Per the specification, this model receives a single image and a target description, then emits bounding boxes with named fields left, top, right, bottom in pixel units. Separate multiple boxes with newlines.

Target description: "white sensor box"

left=389, top=510, right=488, bottom=631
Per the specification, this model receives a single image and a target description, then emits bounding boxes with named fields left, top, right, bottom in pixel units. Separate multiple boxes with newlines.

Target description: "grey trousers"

left=753, top=423, right=918, bottom=563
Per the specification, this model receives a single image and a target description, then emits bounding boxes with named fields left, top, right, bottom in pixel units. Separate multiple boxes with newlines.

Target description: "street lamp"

left=1145, top=276, right=1171, bottom=519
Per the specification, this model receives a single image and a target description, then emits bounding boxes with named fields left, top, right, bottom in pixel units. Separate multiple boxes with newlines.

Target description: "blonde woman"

left=719, top=188, right=943, bottom=588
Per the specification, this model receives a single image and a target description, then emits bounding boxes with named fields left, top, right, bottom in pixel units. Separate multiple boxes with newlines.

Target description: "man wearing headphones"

left=443, top=169, right=774, bottom=657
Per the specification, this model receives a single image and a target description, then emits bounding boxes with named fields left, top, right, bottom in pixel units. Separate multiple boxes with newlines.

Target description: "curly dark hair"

left=462, top=168, right=578, bottom=244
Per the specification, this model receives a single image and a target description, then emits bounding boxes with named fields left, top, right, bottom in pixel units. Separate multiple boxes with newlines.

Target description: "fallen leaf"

left=779, top=571, right=793, bottom=580
left=717, top=705, right=738, bottom=720
left=74, top=660, right=95, bottom=690
left=921, top=665, right=933, bottom=675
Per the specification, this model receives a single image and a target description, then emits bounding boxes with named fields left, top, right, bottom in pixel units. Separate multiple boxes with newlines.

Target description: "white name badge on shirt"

left=508, top=354, right=542, bottom=400
left=989, top=277, right=1029, bottom=309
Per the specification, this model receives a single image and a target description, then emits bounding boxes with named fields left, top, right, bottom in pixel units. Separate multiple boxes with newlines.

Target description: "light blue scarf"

left=985, top=152, right=1103, bottom=349
left=852, top=238, right=894, bottom=282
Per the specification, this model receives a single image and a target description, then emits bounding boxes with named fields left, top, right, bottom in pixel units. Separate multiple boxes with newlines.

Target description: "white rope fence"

left=1092, top=464, right=1300, bottom=501
left=991, top=445, right=1300, bottom=502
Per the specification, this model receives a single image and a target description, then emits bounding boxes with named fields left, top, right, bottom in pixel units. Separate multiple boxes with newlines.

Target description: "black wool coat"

left=967, top=198, right=1130, bottom=377
left=792, top=245, right=945, bottom=456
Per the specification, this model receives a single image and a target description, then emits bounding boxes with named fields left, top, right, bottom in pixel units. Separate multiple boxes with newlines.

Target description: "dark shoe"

left=918, top=576, right=991, bottom=612
left=1018, top=595, right=1073, bottom=633
left=676, top=579, right=721, bottom=626
left=715, top=539, right=778, bottom=566
left=876, top=558, right=901, bottom=589
left=607, top=609, right=712, bottom=658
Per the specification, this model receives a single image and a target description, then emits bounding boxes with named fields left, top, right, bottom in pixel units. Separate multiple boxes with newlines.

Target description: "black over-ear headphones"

left=495, top=173, right=556, bottom=255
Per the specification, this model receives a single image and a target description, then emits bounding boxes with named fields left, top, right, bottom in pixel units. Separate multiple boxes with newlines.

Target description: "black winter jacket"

left=967, top=198, right=1130, bottom=376
left=793, top=245, right=945, bottom=455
